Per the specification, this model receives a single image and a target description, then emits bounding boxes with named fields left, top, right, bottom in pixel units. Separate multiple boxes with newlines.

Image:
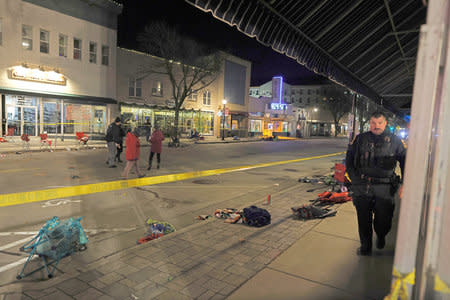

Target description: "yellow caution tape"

left=435, top=274, right=450, bottom=293
left=384, top=268, right=415, bottom=300
left=0, top=152, right=345, bottom=207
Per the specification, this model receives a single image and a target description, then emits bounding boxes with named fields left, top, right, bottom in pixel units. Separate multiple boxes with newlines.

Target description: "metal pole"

left=350, top=93, right=356, bottom=142
left=222, top=104, right=226, bottom=141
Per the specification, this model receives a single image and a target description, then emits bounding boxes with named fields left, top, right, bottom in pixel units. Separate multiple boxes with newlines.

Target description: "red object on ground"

left=317, top=191, right=332, bottom=198
left=267, top=194, right=271, bottom=204
left=21, top=134, right=30, bottom=142
left=76, top=132, right=89, bottom=144
left=334, top=163, right=346, bottom=183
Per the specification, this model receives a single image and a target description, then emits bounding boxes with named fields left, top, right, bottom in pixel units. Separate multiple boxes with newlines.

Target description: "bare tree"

left=320, top=86, right=352, bottom=137
left=137, top=22, right=223, bottom=143
left=355, top=96, right=376, bottom=133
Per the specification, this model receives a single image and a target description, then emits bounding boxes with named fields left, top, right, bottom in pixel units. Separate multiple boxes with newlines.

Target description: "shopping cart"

left=17, top=216, right=88, bottom=279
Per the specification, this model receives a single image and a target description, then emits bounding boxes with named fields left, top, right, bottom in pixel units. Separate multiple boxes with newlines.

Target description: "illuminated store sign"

left=270, top=103, right=287, bottom=110
left=9, top=65, right=66, bottom=85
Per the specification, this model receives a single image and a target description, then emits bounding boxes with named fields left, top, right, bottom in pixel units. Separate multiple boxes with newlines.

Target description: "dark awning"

left=0, top=87, right=117, bottom=104
left=185, top=0, right=426, bottom=115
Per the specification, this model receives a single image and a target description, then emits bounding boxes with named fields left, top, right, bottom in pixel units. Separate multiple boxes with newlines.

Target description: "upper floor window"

left=73, top=38, right=82, bottom=60
left=101, top=45, right=109, bottom=65
left=187, top=90, right=197, bottom=101
left=307, top=97, right=310, bottom=104
left=40, top=29, right=49, bottom=53
left=308, top=89, right=311, bottom=95
left=152, top=81, right=163, bottom=96
left=59, top=34, right=67, bottom=57
left=129, top=78, right=142, bottom=97
left=202, top=91, right=211, bottom=105
left=0, top=19, right=3, bottom=46
left=89, top=42, right=97, bottom=63
left=22, top=25, right=33, bottom=50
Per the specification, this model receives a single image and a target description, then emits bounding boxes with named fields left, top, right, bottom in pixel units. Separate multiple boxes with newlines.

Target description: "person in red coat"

left=148, top=125, right=165, bottom=170
left=121, top=129, right=145, bottom=179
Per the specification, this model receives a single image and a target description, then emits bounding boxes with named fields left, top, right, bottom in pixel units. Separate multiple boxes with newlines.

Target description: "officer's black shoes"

left=357, top=247, right=372, bottom=256
left=376, top=235, right=386, bottom=249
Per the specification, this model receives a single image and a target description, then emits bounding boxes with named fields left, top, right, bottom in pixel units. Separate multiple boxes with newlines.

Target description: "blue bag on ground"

left=243, top=206, right=271, bottom=227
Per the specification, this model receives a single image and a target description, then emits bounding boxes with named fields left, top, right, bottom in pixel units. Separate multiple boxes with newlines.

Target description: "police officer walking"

left=346, top=111, right=406, bottom=256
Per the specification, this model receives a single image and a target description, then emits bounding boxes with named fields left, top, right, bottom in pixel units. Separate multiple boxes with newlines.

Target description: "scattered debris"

left=291, top=204, right=337, bottom=220
left=196, top=215, right=212, bottom=220
left=242, top=206, right=271, bottom=227
left=15, top=151, right=22, bottom=155
left=71, top=175, right=80, bottom=179
left=137, top=218, right=176, bottom=245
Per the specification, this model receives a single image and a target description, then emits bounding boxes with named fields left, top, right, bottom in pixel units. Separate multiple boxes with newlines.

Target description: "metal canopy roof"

left=185, top=0, right=426, bottom=114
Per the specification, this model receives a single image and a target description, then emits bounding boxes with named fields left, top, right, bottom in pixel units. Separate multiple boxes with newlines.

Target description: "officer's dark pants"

left=352, top=183, right=396, bottom=250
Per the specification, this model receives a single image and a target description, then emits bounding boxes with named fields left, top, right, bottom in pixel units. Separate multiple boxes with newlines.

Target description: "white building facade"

left=0, top=0, right=122, bottom=138
left=116, top=48, right=251, bottom=138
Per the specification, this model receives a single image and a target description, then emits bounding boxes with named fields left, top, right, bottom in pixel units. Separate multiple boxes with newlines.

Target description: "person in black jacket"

left=105, top=117, right=123, bottom=168
left=346, top=111, right=406, bottom=256
left=115, top=123, right=126, bottom=163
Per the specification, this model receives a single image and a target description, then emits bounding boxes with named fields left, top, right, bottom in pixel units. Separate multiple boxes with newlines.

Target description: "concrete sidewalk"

left=0, top=136, right=266, bottom=154
left=0, top=181, right=397, bottom=300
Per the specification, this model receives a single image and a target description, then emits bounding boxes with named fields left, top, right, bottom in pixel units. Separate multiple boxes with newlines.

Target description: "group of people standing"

left=105, top=117, right=165, bottom=179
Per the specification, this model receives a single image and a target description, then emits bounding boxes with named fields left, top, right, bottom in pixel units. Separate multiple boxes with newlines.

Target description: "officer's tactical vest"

left=355, top=132, right=397, bottom=179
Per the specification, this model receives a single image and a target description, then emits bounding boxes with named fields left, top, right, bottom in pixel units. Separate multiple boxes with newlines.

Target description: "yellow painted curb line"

left=0, top=152, right=345, bottom=208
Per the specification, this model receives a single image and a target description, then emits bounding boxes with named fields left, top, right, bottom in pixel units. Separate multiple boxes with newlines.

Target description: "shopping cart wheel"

left=48, top=274, right=53, bottom=279
left=16, top=275, right=22, bottom=280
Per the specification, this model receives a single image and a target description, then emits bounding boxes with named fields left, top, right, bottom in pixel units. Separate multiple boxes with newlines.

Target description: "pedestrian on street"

left=121, top=128, right=145, bottom=179
left=105, top=117, right=123, bottom=168
left=345, top=111, right=406, bottom=256
left=148, top=124, right=164, bottom=170
left=144, top=118, right=152, bottom=142
left=115, top=122, right=126, bottom=163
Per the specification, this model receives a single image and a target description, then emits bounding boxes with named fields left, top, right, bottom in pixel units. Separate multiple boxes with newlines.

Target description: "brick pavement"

left=0, top=183, right=337, bottom=300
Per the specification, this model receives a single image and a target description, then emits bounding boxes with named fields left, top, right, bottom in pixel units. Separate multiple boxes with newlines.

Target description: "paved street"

left=0, top=138, right=374, bottom=299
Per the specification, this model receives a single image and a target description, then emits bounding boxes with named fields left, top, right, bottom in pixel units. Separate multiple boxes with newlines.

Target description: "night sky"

left=116, top=0, right=328, bottom=86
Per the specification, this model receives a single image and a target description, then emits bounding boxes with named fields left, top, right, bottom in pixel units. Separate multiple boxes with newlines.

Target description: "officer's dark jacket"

left=345, top=131, right=406, bottom=184
left=105, top=123, right=124, bottom=143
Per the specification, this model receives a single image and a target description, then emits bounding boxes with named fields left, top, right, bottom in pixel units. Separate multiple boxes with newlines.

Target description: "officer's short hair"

left=370, top=111, right=387, bottom=119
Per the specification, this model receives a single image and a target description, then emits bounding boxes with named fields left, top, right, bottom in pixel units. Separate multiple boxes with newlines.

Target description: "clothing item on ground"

left=137, top=218, right=176, bottom=245
left=242, top=206, right=271, bottom=227
left=291, top=204, right=337, bottom=219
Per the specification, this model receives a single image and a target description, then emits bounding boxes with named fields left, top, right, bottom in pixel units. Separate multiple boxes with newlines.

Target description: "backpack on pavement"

left=242, top=205, right=271, bottom=227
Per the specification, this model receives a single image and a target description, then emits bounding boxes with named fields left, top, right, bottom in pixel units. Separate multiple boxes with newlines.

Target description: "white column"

left=388, top=0, right=450, bottom=299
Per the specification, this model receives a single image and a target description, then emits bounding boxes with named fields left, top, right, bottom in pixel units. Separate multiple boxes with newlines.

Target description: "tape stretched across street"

left=0, top=152, right=344, bottom=208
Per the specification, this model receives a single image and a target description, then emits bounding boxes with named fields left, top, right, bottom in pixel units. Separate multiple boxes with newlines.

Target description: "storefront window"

left=249, top=120, right=262, bottom=132
left=43, top=100, right=61, bottom=134
left=64, top=104, right=105, bottom=135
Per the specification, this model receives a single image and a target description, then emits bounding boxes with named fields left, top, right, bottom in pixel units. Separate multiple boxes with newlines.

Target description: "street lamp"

left=222, top=99, right=227, bottom=140
left=313, top=107, right=318, bottom=112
